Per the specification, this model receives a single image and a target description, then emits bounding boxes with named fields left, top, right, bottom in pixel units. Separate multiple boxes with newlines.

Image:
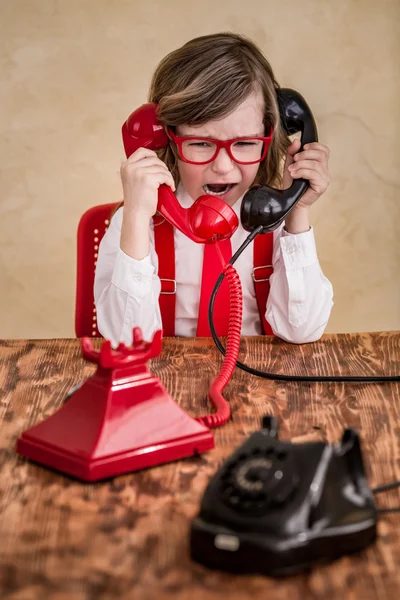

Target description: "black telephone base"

left=190, top=416, right=377, bottom=577
left=191, top=515, right=376, bottom=577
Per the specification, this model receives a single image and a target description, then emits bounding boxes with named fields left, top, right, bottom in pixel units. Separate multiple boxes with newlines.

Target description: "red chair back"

left=75, top=202, right=119, bottom=337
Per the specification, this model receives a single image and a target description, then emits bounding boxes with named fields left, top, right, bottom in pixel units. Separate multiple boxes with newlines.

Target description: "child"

left=94, top=32, right=333, bottom=345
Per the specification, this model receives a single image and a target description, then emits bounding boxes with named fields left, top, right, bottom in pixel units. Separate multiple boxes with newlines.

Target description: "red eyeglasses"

left=168, top=127, right=273, bottom=165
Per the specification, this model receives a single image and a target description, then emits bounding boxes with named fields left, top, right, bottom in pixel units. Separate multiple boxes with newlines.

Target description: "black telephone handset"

left=241, top=88, right=318, bottom=233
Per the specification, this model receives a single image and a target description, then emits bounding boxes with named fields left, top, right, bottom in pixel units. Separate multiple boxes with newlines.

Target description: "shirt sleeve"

left=94, top=208, right=162, bottom=345
left=265, top=225, right=334, bottom=343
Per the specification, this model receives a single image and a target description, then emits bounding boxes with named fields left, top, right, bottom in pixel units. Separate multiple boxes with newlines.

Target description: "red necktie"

left=196, top=239, right=232, bottom=337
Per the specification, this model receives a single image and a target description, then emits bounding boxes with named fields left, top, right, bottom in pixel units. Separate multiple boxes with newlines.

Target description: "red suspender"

left=153, top=217, right=274, bottom=337
left=153, top=216, right=176, bottom=336
left=253, top=233, right=274, bottom=335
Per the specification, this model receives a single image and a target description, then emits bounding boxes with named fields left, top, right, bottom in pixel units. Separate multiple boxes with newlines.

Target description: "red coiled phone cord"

left=196, top=258, right=243, bottom=429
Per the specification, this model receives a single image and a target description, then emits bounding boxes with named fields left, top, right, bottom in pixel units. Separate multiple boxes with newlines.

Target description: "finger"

left=286, top=138, right=301, bottom=157
left=289, top=160, right=328, bottom=173
left=289, top=167, right=330, bottom=184
left=124, top=147, right=158, bottom=163
left=282, top=163, right=293, bottom=189
left=152, top=169, right=175, bottom=191
left=303, top=142, right=330, bottom=156
left=293, top=150, right=329, bottom=163
left=121, top=158, right=171, bottom=180
left=135, top=165, right=175, bottom=180
left=134, top=165, right=172, bottom=174
left=124, top=155, right=170, bottom=171
left=141, top=168, right=175, bottom=191
left=283, top=139, right=301, bottom=178
left=154, top=172, right=176, bottom=191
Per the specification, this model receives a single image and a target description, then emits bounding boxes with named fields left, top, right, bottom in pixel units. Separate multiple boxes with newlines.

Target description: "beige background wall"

left=1, top=0, right=399, bottom=338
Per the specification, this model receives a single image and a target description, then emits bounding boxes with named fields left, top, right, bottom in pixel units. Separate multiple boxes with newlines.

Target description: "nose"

left=210, top=147, right=236, bottom=175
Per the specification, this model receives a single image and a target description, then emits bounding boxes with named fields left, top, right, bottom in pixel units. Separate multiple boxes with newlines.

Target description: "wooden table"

left=0, top=333, right=399, bottom=600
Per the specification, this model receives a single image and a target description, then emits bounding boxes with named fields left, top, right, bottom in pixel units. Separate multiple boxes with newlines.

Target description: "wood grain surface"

left=0, top=332, right=399, bottom=600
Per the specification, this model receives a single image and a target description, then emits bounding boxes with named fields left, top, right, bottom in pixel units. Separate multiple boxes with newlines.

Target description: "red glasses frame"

left=168, top=127, right=273, bottom=165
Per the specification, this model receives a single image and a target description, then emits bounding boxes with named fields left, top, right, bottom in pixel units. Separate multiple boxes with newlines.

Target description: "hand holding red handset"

left=120, top=146, right=175, bottom=222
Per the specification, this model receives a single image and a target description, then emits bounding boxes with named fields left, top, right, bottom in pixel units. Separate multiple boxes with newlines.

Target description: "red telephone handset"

left=121, top=103, right=238, bottom=243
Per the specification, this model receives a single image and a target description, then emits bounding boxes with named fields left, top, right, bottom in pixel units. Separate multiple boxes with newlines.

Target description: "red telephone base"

left=17, top=329, right=214, bottom=481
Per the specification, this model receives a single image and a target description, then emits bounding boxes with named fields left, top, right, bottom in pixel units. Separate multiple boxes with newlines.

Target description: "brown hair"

left=148, top=32, right=290, bottom=188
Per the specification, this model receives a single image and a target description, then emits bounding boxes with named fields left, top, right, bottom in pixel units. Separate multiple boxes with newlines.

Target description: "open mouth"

left=203, top=183, right=237, bottom=196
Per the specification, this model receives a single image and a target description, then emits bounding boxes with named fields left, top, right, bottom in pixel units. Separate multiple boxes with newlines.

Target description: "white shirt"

left=94, top=188, right=333, bottom=346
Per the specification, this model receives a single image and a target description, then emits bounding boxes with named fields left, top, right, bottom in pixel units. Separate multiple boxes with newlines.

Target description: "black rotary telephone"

left=190, top=416, right=399, bottom=576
